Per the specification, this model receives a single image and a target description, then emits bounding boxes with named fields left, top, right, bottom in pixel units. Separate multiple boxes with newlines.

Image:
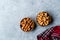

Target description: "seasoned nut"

left=36, top=11, right=52, bottom=26
left=20, top=18, right=35, bottom=32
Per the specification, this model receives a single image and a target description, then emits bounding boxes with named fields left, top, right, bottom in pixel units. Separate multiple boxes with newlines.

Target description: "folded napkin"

left=37, top=26, right=60, bottom=40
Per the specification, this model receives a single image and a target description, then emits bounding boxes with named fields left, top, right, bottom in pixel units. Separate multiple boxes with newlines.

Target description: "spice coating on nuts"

left=20, top=18, right=35, bottom=32
left=36, top=12, right=52, bottom=26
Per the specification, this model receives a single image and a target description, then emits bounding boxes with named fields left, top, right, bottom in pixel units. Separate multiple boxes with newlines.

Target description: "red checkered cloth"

left=37, top=26, right=60, bottom=40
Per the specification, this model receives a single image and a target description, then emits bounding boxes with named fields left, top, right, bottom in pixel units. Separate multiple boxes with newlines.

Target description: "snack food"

left=20, top=17, right=35, bottom=32
left=36, top=12, right=52, bottom=26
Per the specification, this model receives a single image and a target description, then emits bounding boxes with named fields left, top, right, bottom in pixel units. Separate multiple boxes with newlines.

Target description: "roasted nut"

left=36, top=12, right=52, bottom=26
left=20, top=18, right=35, bottom=32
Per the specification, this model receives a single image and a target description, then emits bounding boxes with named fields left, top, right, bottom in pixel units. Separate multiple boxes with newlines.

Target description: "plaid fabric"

left=37, top=26, right=60, bottom=40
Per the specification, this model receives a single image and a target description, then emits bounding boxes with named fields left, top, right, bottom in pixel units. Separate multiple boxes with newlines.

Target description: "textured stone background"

left=0, top=0, right=60, bottom=40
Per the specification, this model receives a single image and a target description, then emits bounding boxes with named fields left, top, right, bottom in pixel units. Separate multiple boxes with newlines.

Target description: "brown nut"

left=36, top=11, right=52, bottom=26
left=20, top=17, right=35, bottom=32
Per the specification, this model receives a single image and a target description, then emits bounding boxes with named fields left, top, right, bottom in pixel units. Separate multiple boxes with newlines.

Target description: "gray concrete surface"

left=0, top=0, right=60, bottom=40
